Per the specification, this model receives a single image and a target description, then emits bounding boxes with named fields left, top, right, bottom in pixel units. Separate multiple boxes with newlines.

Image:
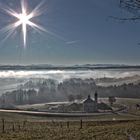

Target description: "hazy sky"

left=0, top=0, right=140, bottom=65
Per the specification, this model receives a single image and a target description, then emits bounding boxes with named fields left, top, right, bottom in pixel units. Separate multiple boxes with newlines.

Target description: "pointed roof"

left=83, top=95, right=95, bottom=104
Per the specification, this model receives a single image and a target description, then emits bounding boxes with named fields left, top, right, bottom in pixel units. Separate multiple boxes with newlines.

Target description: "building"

left=83, top=92, right=98, bottom=113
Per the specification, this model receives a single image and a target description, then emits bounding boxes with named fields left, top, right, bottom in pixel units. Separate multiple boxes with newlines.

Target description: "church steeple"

left=95, top=91, right=98, bottom=103
left=88, top=95, right=91, bottom=99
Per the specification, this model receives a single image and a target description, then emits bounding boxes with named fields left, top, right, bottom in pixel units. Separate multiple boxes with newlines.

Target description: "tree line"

left=0, top=78, right=140, bottom=106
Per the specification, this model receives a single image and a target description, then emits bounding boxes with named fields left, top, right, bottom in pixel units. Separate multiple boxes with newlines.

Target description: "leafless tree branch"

left=110, top=0, right=140, bottom=21
left=110, top=16, right=140, bottom=21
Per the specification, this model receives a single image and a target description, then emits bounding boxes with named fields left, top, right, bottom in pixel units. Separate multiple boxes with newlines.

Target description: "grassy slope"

left=0, top=119, right=140, bottom=140
left=0, top=97, right=140, bottom=139
left=0, top=112, right=140, bottom=140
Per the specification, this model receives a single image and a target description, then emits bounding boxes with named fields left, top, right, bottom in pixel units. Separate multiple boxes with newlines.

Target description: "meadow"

left=0, top=112, right=140, bottom=140
left=0, top=98, right=140, bottom=140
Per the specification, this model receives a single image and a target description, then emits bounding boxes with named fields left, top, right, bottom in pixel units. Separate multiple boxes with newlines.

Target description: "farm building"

left=83, top=92, right=98, bottom=113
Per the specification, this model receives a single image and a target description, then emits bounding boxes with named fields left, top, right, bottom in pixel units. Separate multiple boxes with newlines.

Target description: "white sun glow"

left=1, top=0, right=46, bottom=48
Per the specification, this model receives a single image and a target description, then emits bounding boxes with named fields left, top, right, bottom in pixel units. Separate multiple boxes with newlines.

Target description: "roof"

left=83, top=95, right=95, bottom=104
left=97, top=102, right=112, bottom=110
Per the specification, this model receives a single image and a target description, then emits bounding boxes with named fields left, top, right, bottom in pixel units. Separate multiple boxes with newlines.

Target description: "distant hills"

left=0, top=64, right=140, bottom=70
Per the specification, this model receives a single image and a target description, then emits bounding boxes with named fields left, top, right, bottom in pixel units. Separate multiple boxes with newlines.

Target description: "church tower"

left=94, top=91, right=98, bottom=104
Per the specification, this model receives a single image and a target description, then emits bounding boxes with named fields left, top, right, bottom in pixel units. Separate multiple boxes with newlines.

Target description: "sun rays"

left=0, top=0, right=46, bottom=48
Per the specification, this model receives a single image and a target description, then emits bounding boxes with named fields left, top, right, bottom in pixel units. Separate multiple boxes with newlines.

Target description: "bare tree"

left=119, top=0, right=140, bottom=20
left=68, top=94, right=75, bottom=102
left=108, top=96, right=116, bottom=106
left=110, top=0, right=140, bottom=21
left=76, top=94, right=83, bottom=101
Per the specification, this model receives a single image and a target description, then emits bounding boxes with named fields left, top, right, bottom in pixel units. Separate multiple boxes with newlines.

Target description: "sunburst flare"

left=1, top=0, right=46, bottom=48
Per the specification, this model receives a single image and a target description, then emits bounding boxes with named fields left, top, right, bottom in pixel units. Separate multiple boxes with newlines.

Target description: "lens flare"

left=1, top=0, right=46, bottom=48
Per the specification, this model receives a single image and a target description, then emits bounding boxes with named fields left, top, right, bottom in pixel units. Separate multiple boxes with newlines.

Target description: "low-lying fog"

left=0, top=69, right=140, bottom=79
left=0, top=69, right=140, bottom=95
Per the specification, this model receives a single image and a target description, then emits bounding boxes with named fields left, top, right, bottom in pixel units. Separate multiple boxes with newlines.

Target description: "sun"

left=1, top=0, right=46, bottom=48
left=13, top=3, right=35, bottom=47
left=18, top=13, right=29, bottom=24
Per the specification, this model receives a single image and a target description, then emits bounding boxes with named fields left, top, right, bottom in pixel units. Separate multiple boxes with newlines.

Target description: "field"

left=0, top=112, right=140, bottom=140
left=0, top=98, right=140, bottom=140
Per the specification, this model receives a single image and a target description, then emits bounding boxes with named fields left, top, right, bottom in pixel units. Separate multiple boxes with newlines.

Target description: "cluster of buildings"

left=83, top=91, right=98, bottom=112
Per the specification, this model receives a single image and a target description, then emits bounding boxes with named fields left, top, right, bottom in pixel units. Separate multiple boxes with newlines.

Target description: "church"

left=83, top=92, right=98, bottom=113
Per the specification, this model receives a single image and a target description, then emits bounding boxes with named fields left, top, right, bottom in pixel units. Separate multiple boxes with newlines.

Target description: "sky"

left=0, top=0, right=140, bottom=65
